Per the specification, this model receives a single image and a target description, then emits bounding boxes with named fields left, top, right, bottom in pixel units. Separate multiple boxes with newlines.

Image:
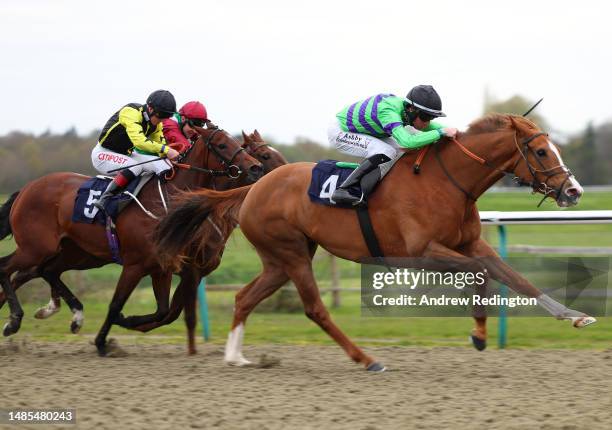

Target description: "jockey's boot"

left=331, top=154, right=391, bottom=205
left=93, top=169, right=135, bottom=212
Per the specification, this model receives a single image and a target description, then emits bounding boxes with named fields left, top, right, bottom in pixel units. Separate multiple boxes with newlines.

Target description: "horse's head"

left=241, top=129, right=288, bottom=174
left=192, top=125, right=263, bottom=183
left=507, top=116, right=583, bottom=207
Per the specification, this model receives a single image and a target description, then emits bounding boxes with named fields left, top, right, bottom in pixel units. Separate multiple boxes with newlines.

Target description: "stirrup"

left=330, top=189, right=364, bottom=206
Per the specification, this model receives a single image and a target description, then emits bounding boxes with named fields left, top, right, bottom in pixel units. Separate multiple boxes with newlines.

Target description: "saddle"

left=308, top=156, right=403, bottom=260
left=308, top=157, right=400, bottom=208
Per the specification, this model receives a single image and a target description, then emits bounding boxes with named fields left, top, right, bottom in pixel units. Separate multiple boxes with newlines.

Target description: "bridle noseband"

left=204, top=128, right=246, bottom=179
left=509, top=132, right=573, bottom=204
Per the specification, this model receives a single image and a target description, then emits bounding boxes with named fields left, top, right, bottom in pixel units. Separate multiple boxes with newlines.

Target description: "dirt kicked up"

left=0, top=339, right=610, bottom=430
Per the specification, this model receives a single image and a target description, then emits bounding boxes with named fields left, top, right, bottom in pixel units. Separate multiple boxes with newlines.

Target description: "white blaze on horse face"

left=547, top=139, right=584, bottom=194
left=224, top=323, right=251, bottom=366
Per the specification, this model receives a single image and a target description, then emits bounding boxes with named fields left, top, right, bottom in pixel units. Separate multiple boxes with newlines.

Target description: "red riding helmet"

left=179, top=101, right=208, bottom=121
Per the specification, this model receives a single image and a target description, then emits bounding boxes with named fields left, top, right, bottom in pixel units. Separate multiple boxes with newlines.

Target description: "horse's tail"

left=0, top=191, right=19, bottom=240
left=154, top=185, right=252, bottom=271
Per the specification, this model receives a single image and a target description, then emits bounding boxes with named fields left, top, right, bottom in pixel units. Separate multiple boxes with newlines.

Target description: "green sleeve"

left=425, top=121, right=444, bottom=131
left=390, top=126, right=442, bottom=149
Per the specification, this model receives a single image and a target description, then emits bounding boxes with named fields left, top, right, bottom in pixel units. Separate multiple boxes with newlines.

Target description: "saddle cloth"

left=71, top=175, right=152, bottom=225
left=308, top=160, right=377, bottom=208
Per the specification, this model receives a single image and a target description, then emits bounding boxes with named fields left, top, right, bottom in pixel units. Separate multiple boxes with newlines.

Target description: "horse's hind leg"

left=0, top=267, right=38, bottom=311
left=39, top=271, right=84, bottom=333
left=0, top=253, right=24, bottom=336
left=224, top=263, right=290, bottom=366
left=285, top=257, right=384, bottom=371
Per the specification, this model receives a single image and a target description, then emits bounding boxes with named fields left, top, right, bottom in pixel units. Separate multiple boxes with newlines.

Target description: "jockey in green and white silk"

left=328, top=85, right=456, bottom=205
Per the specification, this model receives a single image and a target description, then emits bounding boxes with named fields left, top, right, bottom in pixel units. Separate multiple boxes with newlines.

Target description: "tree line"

left=0, top=96, right=610, bottom=193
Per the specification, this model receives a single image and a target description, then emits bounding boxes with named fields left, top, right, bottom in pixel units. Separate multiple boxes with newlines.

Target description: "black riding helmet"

left=405, top=85, right=446, bottom=119
left=146, top=89, right=177, bottom=119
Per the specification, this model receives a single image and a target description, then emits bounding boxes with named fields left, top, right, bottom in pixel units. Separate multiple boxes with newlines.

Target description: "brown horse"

left=154, top=114, right=595, bottom=371
left=128, top=130, right=289, bottom=337
left=0, top=130, right=286, bottom=353
left=0, top=125, right=263, bottom=355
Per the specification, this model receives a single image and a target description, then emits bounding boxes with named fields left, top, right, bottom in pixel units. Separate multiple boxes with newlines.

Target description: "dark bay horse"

left=0, top=126, right=262, bottom=355
left=154, top=114, right=595, bottom=371
left=0, top=130, right=286, bottom=354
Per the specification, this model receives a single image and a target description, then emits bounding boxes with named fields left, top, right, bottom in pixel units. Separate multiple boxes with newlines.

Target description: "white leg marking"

left=34, top=298, right=61, bottom=319
left=72, top=309, right=84, bottom=329
left=224, top=323, right=251, bottom=366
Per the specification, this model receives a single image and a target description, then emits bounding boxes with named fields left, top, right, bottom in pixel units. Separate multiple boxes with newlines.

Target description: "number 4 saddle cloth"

left=308, top=160, right=369, bottom=208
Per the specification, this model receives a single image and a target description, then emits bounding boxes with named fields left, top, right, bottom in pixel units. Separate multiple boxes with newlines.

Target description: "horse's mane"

left=463, top=113, right=539, bottom=136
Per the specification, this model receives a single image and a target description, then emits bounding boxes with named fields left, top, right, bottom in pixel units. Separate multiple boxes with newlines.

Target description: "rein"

left=427, top=131, right=573, bottom=205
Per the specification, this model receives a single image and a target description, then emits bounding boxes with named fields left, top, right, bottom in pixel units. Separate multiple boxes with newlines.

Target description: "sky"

left=1, top=0, right=610, bottom=145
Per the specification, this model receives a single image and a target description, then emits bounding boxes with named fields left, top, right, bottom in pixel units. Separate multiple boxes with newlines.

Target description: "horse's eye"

left=536, top=149, right=546, bottom=157
left=218, top=144, right=227, bottom=150
left=262, top=154, right=270, bottom=160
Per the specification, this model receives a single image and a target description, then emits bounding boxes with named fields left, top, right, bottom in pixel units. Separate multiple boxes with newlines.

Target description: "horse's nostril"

left=565, top=187, right=580, bottom=198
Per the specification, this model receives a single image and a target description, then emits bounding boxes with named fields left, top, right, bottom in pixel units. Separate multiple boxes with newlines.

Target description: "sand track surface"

left=1, top=339, right=611, bottom=429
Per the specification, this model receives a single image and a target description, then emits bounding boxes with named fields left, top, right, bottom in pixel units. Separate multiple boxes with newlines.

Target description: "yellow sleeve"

left=118, top=106, right=169, bottom=156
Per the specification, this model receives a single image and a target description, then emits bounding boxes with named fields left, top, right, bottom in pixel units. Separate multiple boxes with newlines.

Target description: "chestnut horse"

left=0, top=130, right=286, bottom=354
left=154, top=114, right=595, bottom=371
left=0, top=126, right=262, bottom=355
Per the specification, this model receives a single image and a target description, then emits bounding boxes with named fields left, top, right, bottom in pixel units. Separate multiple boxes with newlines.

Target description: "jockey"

left=329, top=85, right=458, bottom=205
left=91, top=90, right=180, bottom=211
left=161, top=101, right=209, bottom=153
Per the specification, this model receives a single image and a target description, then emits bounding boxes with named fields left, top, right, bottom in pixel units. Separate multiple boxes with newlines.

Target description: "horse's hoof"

left=3, top=319, right=21, bottom=337
left=571, top=316, right=597, bottom=328
left=70, top=320, right=82, bottom=334
left=470, top=335, right=487, bottom=351
left=225, top=356, right=253, bottom=367
left=366, top=362, right=386, bottom=372
left=34, top=306, right=59, bottom=319
left=95, top=340, right=107, bottom=357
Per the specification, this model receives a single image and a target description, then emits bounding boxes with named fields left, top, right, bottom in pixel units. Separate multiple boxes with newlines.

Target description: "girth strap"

left=356, top=205, right=384, bottom=259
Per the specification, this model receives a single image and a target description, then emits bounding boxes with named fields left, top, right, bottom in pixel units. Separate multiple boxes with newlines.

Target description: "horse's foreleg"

left=115, top=272, right=171, bottom=329
left=95, top=265, right=144, bottom=356
left=421, top=242, right=491, bottom=350
left=464, top=239, right=596, bottom=327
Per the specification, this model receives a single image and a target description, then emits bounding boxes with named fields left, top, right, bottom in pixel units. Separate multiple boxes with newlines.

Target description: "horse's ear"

left=508, top=115, right=520, bottom=131
left=241, top=130, right=249, bottom=141
left=253, top=129, right=262, bottom=140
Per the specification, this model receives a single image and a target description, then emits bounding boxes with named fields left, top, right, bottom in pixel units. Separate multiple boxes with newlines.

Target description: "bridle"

left=434, top=130, right=574, bottom=206
left=175, top=127, right=246, bottom=179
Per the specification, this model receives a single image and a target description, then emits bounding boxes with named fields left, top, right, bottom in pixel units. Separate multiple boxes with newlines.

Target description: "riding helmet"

left=405, top=85, right=446, bottom=117
left=179, top=101, right=208, bottom=120
left=146, top=90, right=177, bottom=118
